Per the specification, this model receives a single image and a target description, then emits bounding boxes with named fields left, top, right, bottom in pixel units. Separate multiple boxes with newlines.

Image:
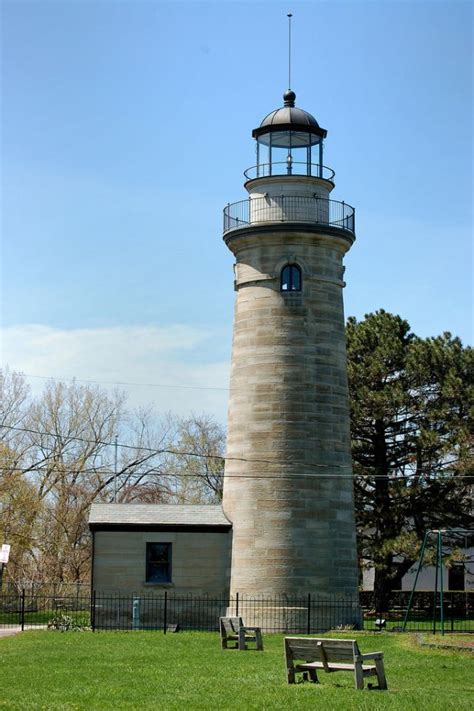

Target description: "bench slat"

left=297, top=662, right=377, bottom=672
left=288, top=645, right=356, bottom=661
left=285, top=637, right=358, bottom=660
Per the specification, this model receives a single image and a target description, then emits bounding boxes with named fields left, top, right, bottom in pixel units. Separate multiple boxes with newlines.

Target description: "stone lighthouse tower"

left=222, top=89, right=359, bottom=602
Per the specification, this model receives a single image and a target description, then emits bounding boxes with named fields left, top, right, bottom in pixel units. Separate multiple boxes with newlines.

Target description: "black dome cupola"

left=252, top=90, right=327, bottom=147
left=250, top=91, right=328, bottom=178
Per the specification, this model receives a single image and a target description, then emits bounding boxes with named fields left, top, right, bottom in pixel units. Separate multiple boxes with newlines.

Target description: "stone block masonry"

left=223, top=225, right=359, bottom=597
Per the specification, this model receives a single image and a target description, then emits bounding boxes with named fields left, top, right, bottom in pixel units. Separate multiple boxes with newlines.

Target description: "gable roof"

left=88, top=503, right=231, bottom=530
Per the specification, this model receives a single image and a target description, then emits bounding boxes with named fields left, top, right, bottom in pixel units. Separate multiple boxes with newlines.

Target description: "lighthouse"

left=222, top=89, right=360, bottom=602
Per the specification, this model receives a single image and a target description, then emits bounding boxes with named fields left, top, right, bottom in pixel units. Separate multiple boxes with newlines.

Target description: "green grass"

left=0, top=631, right=473, bottom=710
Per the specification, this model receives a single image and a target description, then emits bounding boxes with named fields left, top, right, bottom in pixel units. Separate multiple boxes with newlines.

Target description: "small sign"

left=0, top=544, right=11, bottom=564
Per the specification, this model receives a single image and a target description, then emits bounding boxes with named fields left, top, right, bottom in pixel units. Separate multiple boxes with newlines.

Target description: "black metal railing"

left=1, top=590, right=472, bottom=633
left=244, top=162, right=335, bottom=181
left=223, top=196, right=355, bottom=235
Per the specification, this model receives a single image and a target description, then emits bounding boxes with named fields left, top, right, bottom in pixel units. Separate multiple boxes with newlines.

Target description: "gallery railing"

left=223, top=196, right=355, bottom=235
left=243, top=162, right=336, bottom=181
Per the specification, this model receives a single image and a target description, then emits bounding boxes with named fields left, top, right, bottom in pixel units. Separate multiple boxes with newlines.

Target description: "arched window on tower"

left=280, top=264, right=302, bottom=292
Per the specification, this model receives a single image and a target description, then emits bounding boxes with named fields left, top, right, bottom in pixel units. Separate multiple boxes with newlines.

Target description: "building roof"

left=88, top=503, right=231, bottom=528
left=260, top=103, right=321, bottom=132
left=252, top=90, right=327, bottom=146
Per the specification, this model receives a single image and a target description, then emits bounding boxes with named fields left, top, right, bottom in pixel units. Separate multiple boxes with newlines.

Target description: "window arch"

left=280, top=264, right=302, bottom=292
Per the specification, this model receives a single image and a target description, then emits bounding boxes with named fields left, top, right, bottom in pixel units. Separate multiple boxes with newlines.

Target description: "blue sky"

left=1, top=0, right=472, bottom=421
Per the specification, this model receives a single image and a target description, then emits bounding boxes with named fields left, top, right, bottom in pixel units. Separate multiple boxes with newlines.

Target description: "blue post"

left=132, top=597, right=140, bottom=631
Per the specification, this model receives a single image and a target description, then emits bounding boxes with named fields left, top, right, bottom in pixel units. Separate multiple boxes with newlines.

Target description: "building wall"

left=222, top=225, right=359, bottom=596
left=92, top=529, right=231, bottom=595
left=362, top=547, right=474, bottom=592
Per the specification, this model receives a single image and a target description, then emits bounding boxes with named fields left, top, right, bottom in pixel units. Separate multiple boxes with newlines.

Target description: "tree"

left=0, top=372, right=174, bottom=585
left=347, top=311, right=473, bottom=610
left=0, top=371, right=226, bottom=585
left=170, top=414, right=225, bottom=503
left=0, top=443, right=41, bottom=585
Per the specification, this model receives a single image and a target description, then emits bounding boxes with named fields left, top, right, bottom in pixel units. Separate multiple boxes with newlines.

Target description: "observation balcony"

left=223, top=195, right=355, bottom=235
left=244, top=162, right=335, bottom=181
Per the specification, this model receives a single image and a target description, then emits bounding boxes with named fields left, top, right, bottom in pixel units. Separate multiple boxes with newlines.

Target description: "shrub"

left=47, top=614, right=90, bottom=632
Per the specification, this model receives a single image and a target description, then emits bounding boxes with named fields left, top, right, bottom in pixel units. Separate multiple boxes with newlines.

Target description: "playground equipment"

left=402, top=528, right=472, bottom=634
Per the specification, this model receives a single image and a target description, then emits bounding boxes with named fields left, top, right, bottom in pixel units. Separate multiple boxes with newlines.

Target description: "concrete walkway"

left=0, top=627, right=22, bottom=637
left=0, top=625, right=46, bottom=637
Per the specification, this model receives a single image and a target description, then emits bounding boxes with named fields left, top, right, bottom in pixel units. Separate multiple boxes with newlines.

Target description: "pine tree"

left=346, top=311, right=473, bottom=610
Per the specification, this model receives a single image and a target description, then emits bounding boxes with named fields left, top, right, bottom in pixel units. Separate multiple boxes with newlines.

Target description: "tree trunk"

left=373, top=564, right=393, bottom=613
left=372, top=419, right=394, bottom=612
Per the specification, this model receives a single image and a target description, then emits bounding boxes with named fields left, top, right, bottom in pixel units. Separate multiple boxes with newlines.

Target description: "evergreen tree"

left=346, top=311, right=473, bottom=610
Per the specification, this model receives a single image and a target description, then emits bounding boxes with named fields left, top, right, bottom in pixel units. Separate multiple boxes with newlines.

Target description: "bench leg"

left=354, top=663, right=365, bottom=690
left=238, top=628, right=246, bottom=651
left=255, top=629, right=263, bottom=651
left=375, top=659, right=388, bottom=690
left=308, top=669, right=319, bottom=684
left=287, top=669, right=296, bottom=684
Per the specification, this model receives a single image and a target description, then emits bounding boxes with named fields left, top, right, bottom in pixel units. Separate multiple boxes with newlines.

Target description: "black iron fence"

left=91, top=592, right=362, bottom=633
left=0, top=589, right=91, bottom=631
left=223, top=196, right=355, bottom=235
left=0, top=590, right=472, bottom=633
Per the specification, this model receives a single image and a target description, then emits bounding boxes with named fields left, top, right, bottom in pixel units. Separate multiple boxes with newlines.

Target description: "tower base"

left=226, top=594, right=362, bottom=633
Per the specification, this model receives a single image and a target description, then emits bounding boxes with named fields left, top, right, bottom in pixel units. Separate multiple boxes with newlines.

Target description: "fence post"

left=163, top=591, right=168, bottom=634
left=307, top=593, right=311, bottom=634
left=465, top=592, right=468, bottom=632
left=20, top=588, right=26, bottom=631
left=91, top=590, right=96, bottom=633
left=236, top=592, right=239, bottom=618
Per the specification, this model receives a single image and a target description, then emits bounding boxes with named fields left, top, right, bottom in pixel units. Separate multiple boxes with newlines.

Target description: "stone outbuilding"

left=89, top=503, right=232, bottom=595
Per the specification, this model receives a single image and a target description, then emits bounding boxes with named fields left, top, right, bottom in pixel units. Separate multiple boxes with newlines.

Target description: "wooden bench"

left=219, top=616, right=263, bottom=651
left=284, top=637, right=387, bottom=690
left=52, top=598, right=71, bottom=612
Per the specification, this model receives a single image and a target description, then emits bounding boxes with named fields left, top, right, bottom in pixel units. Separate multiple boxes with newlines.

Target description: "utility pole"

left=113, top=434, right=118, bottom=503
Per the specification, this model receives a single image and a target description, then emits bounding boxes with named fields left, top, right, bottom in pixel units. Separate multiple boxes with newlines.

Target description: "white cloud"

left=1, top=324, right=230, bottom=422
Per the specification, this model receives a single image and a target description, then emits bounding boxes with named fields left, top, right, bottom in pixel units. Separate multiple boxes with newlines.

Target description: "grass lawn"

left=0, top=631, right=473, bottom=710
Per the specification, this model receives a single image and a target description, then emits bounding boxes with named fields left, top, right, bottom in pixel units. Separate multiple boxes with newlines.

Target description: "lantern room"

left=246, top=90, right=330, bottom=180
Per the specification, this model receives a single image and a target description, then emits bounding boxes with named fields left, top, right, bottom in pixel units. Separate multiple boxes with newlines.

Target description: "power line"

left=18, top=373, right=229, bottom=392
left=1, top=424, right=469, bottom=481
left=1, top=423, right=352, bottom=471
left=0, top=466, right=354, bottom=480
left=0, top=463, right=469, bottom=482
